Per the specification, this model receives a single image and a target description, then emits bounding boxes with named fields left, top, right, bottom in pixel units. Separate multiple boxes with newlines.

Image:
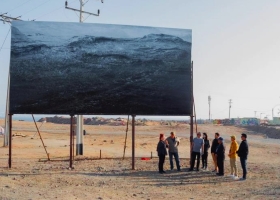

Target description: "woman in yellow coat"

left=228, top=135, right=239, bottom=179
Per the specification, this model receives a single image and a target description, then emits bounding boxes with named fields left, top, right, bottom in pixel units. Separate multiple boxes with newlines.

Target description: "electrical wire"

left=0, top=27, right=11, bottom=53
left=7, top=0, right=33, bottom=13
left=20, top=0, right=52, bottom=17
left=34, top=0, right=77, bottom=20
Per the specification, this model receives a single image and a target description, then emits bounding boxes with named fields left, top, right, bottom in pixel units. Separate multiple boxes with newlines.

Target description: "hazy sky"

left=1, top=0, right=280, bottom=120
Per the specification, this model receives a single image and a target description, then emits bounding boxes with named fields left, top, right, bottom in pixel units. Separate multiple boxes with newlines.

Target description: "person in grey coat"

left=165, top=132, right=181, bottom=171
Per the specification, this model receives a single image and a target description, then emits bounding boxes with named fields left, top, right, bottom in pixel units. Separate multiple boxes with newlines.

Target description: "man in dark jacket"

left=236, top=133, right=249, bottom=180
left=211, top=132, right=220, bottom=172
left=157, top=133, right=168, bottom=174
left=215, top=137, right=225, bottom=176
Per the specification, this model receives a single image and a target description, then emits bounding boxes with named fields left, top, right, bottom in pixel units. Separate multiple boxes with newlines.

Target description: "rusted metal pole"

left=70, top=115, right=74, bottom=169
left=132, top=114, right=136, bottom=170
left=190, top=115, right=194, bottom=165
left=32, top=114, right=50, bottom=160
left=193, top=97, right=197, bottom=133
left=72, top=130, right=75, bottom=160
left=190, top=61, right=194, bottom=165
left=8, top=114, right=12, bottom=168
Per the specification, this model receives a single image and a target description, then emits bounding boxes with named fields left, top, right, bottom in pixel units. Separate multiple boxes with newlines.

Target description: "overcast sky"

left=1, top=0, right=280, bottom=120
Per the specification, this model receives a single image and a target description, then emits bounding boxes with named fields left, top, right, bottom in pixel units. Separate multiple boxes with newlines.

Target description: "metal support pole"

left=4, top=67, right=10, bottom=147
left=190, top=61, right=194, bottom=165
left=8, top=114, right=12, bottom=168
left=132, top=114, right=136, bottom=170
left=190, top=115, right=193, bottom=165
left=70, top=115, right=74, bottom=169
left=72, top=129, right=75, bottom=161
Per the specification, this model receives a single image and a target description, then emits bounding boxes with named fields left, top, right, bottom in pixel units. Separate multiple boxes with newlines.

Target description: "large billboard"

left=10, top=21, right=192, bottom=115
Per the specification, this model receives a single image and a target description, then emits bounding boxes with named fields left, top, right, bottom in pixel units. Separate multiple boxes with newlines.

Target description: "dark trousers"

left=158, top=155, right=165, bottom=172
left=201, top=152, right=208, bottom=168
left=217, top=155, right=224, bottom=175
left=240, top=157, right=247, bottom=179
left=190, top=151, right=201, bottom=170
left=169, top=152, right=180, bottom=170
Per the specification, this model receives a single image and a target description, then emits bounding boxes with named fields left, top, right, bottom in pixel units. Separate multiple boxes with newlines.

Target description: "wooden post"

left=70, top=115, right=74, bottom=169
left=190, top=115, right=194, bottom=165
left=8, top=114, right=12, bottom=168
left=132, top=114, right=136, bottom=170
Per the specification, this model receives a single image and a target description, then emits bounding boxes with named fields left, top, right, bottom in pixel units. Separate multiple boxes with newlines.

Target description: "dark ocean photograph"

left=10, top=21, right=192, bottom=116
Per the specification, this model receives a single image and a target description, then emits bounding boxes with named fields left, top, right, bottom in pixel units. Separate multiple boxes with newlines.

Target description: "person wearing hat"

left=236, top=133, right=249, bottom=180
left=215, top=137, right=225, bottom=176
left=157, top=133, right=168, bottom=174
left=228, top=135, right=239, bottom=179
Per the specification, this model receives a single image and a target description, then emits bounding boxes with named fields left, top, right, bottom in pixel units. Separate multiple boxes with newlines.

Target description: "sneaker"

left=233, top=176, right=239, bottom=180
left=216, top=173, right=224, bottom=176
left=227, top=174, right=234, bottom=177
left=162, top=171, right=166, bottom=173
left=239, top=177, right=246, bottom=181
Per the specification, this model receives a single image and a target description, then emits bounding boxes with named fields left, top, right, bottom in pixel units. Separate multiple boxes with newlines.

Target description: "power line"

left=0, top=27, right=11, bottom=53
left=20, top=0, right=51, bottom=17
left=34, top=0, right=77, bottom=20
left=7, top=0, right=33, bottom=13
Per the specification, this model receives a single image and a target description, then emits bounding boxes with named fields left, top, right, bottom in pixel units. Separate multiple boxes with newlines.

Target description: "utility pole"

left=208, top=95, right=211, bottom=121
left=65, top=0, right=103, bottom=22
left=229, top=99, right=232, bottom=119
left=1, top=13, right=21, bottom=147
left=65, top=0, right=103, bottom=155
left=254, top=111, right=257, bottom=118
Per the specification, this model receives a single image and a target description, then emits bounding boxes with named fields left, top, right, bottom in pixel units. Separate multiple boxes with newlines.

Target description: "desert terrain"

left=0, top=118, right=280, bottom=200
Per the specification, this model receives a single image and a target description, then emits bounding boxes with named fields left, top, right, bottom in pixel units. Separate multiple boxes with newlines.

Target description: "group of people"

left=156, top=131, right=249, bottom=181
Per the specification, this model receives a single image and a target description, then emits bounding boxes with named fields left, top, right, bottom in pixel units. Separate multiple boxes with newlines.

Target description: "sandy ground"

left=0, top=119, right=280, bottom=200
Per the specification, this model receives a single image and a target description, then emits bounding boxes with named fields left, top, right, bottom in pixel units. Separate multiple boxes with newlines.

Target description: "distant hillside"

left=38, top=116, right=189, bottom=126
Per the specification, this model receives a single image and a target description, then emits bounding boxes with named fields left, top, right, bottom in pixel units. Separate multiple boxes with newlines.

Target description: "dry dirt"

left=0, top=119, right=280, bottom=200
